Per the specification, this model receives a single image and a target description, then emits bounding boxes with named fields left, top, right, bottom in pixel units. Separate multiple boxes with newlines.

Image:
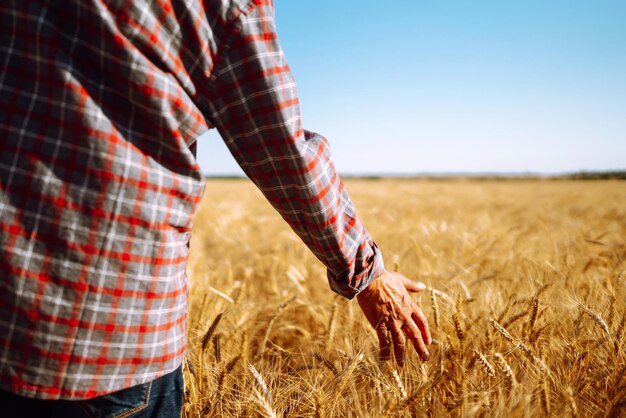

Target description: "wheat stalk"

left=257, top=297, right=296, bottom=357
left=390, top=367, right=407, bottom=400
left=517, top=342, right=550, bottom=375
left=213, top=333, right=222, bottom=363
left=564, top=386, right=578, bottom=416
left=431, top=288, right=441, bottom=329
left=526, top=296, right=539, bottom=337
left=313, top=352, right=339, bottom=376
left=336, top=353, right=364, bottom=396
left=231, top=280, right=245, bottom=305
left=208, top=286, right=234, bottom=303
left=494, top=352, right=516, bottom=390
left=579, top=303, right=611, bottom=337
left=453, top=295, right=465, bottom=342
left=216, top=354, right=242, bottom=401
left=313, top=389, right=325, bottom=418
left=606, top=293, right=616, bottom=328
left=503, top=310, right=528, bottom=328
left=447, top=334, right=460, bottom=356
left=327, top=300, right=338, bottom=349
left=240, top=330, right=249, bottom=364
left=614, top=310, right=626, bottom=354
left=425, top=286, right=453, bottom=306
left=201, top=312, right=223, bottom=352
left=489, top=317, right=515, bottom=344
left=473, top=350, right=495, bottom=378
left=248, top=363, right=277, bottom=418
left=539, top=378, right=551, bottom=415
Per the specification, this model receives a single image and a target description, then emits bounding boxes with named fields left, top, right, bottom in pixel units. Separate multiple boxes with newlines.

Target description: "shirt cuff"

left=327, top=242, right=385, bottom=300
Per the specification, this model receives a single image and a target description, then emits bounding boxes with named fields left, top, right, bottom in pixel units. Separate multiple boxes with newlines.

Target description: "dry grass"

left=183, top=179, right=626, bottom=417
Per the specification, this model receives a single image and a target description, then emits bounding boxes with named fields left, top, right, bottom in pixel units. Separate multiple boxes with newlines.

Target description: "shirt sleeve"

left=203, top=0, right=384, bottom=299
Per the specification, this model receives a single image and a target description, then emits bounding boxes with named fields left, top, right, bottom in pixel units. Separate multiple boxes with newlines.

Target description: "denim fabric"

left=1, top=365, right=184, bottom=418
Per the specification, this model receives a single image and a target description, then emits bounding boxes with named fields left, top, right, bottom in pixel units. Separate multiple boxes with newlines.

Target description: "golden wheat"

left=182, top=179, right=626, bottom=417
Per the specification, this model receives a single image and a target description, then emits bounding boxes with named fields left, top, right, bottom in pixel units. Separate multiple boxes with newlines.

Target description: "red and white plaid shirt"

left=0, top=0, right=384, bottom=400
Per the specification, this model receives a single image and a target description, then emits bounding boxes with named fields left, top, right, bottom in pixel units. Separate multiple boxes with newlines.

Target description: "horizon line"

left=202, top=169, right=626, bottom=179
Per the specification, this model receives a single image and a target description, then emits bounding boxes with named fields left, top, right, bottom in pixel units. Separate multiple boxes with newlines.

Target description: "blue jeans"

left=1, top=365, right=184, bottom=418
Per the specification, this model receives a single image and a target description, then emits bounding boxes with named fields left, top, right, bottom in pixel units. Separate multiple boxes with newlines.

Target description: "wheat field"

left=182, top=179, right=626, bottom=417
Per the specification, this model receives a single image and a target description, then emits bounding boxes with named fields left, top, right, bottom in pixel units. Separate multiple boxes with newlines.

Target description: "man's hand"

left=356, top=270, right=432, bottom=367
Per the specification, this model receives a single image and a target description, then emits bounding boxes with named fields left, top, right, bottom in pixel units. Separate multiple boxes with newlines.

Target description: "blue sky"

left=197, top=0, right=626, bottom=175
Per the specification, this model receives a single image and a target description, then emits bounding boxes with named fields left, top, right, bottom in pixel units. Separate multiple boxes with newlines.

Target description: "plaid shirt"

left=0, top=0, right=384, bottom=400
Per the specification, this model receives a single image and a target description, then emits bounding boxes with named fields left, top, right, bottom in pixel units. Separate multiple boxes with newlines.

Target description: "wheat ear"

left=489, top=317, right=515, bottom=344
left=473, top=350, right=495, bottom=378
left=579, top=303, right=611, bottom=336
left=494, top=352, right=516, bottom=390
left=431, top=288, right=441, bottom=329
left=202, top=312, right=223, bottom=352
left=453, top=295, right=465, bottom=342
left=247, top=363, right=277, bottom=418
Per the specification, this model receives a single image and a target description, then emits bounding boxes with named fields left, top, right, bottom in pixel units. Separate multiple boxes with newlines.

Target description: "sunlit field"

left=183, top=179, right=626, bottom=417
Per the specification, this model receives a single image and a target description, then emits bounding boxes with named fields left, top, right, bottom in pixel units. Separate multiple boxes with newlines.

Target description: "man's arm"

left=204, top=1, right=381, bottom=299
left=203, top=0, right=430, bottom=363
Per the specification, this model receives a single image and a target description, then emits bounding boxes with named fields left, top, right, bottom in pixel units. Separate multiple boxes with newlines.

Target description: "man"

left=0, top=0, right=431, bottom=416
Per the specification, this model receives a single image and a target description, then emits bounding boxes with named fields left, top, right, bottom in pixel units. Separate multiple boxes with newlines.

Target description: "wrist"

left=356, top=269, right=386, bottom=301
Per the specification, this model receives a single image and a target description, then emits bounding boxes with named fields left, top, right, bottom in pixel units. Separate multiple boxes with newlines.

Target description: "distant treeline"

left=561, top=171, right=626, bottom=180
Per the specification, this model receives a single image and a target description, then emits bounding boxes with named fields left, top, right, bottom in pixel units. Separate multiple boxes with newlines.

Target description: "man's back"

left=1, top=0, right=249, bottom=399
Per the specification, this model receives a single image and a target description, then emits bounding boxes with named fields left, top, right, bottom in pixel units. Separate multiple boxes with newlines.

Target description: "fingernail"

left=422, top=351, right=430, bottom=361
left=416, top=282, right=426, bottom=290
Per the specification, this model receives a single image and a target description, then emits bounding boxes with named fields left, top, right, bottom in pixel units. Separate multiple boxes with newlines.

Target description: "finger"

left=376, top=321, right=392, bottom=362
left=411, top=308, right=432, bottom=345
left=402, top=319, right=429, bottom=361
left=389, top=320, right=406, bottom=368
left=403, top=277, right=426, bottom=293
